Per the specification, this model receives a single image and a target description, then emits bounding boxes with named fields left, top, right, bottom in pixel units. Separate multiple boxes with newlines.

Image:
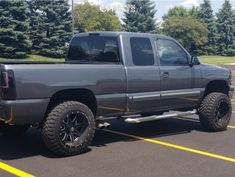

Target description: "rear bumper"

left=229, top=87, right=234, bottom=98
left=0, top=98, right=49, bottom=125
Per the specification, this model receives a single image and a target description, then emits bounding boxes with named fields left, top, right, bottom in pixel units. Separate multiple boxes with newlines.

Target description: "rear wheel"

left=42, top=101, right=95, bottom=156
left=0, top=121, right=29, bottom=136
left=198, top=92, right=231, bottom=132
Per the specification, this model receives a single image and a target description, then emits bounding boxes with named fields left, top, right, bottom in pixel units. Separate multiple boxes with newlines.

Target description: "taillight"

left=1, top=71, right=9, bottom=88
left=0, top=67, right=16, bottom=99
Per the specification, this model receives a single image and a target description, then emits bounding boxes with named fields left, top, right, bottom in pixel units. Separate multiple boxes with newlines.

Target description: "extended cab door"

left=123, top=36, right=161, bottom=113
left=155, top=38, right=202, bottom=109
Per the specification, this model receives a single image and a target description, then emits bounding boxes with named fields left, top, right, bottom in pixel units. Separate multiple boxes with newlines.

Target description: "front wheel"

left=42, top=101, right=96, bottom=156
left=198, top=92, right=232, bottom=132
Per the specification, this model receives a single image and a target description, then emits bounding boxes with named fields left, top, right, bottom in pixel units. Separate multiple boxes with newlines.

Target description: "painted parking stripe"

left=103, top=129, right=235, bottom=163
left=176, top=116, right=235, bottom=129
left=0, top=162, right=34, bottom=177
left=228, top=125, right=235, bottom=129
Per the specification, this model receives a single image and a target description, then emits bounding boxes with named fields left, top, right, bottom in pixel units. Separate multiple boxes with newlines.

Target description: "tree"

left=122, top=0, right=157, bottom=33
left=162, top=16, right=208, bottom=54
left=163, top=6, right=198, bottom=20
left=233, top=9, right=235, bottom=49
left=28, top=0, right=72, bottom=58
left=216, top=0, right=235, bottom=56
left=74, top=2, right=121, bottom=32
left=0, top=0, right=31, bottom=58
left=163, top=6, right=189, bottom=20
left=188, top=6, right=199, bottom=18
left=196, top=0, right=217, bottom=55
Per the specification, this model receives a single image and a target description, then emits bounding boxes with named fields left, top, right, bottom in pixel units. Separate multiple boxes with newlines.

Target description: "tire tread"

left=42, top=101, right=95, bottom=156
left=198, top=92, right=231, bottom=132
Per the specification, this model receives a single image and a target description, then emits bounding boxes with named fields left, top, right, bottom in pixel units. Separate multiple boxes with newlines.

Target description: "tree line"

left=123, top=0, right=235, bottom=56
left=0, top=0, right=234, bottom=59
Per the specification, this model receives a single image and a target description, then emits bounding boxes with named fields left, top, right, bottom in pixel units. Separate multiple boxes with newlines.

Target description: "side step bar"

left=123, top=110, right=197, bottom=123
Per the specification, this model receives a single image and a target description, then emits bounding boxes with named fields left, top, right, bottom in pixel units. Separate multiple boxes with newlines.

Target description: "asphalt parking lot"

left=1, top=65, right=235, bottom=177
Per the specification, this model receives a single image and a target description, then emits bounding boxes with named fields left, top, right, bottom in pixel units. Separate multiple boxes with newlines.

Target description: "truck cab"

left=67, top=32, right=224, bottom=117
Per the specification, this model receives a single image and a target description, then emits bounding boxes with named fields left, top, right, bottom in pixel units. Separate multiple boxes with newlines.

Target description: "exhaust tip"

left=96, top=122, right=111, bottom=129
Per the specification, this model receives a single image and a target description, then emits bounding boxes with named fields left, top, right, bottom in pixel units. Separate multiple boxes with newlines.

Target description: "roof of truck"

left=74, top=31, right=173, bottom=40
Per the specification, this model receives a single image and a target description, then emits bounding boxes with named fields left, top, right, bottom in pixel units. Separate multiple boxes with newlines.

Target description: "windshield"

left=67, top=36, right=120, bottom=63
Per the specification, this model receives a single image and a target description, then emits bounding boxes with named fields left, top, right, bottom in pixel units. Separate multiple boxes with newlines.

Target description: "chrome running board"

left=123, top=110, right=197, bottom=124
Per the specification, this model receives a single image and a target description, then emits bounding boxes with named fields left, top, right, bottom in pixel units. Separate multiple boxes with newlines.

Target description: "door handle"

left=162, top=72, right=169, bottom=79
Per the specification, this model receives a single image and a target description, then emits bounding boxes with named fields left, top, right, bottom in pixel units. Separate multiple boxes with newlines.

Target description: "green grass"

left=200, top=55, right=235, bottom=65
left=0, top=55, right=234, bottom=65
left=0, top=55, right=64, bottom=63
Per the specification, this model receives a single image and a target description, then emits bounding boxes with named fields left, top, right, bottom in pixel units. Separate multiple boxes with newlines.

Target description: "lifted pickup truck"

left=0, top=32, right=233, bottom=156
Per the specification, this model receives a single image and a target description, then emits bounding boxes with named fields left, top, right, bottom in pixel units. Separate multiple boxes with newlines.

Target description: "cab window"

left=156, top=39, right=188, bottom=65
left=130, top=37, right=154, bottom=66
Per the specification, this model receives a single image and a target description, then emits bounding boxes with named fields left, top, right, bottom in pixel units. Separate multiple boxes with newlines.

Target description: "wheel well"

left=46, top=89, right=97, bottom=117
left=204, top=80, right=229, bottom=97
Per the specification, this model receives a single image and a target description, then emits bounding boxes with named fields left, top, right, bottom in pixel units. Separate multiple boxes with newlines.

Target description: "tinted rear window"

left=67, top=36, right=120, bottom=63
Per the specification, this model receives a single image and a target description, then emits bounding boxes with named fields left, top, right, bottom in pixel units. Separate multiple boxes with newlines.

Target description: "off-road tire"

left=0, top=121, right=29, bottom=136
left=198, top=92, right=231, bottom=132
left=42, top=101, right=95, bottom=156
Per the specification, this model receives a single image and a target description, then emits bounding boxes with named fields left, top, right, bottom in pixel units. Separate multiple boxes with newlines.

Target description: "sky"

left=70, top=0, right=235, bottom=21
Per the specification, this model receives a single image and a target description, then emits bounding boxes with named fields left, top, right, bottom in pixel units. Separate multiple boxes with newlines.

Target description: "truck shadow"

left=92, top=117, right=204, bottom=147
left=0, top=117, right=204, bottom=160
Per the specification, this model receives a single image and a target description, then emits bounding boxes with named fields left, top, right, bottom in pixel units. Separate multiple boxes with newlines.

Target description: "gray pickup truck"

left=0, top=32, right=233, bottom=156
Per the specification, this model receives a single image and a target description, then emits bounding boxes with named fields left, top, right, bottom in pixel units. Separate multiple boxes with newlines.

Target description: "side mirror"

left=190, top=56, right=201, bottom=67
